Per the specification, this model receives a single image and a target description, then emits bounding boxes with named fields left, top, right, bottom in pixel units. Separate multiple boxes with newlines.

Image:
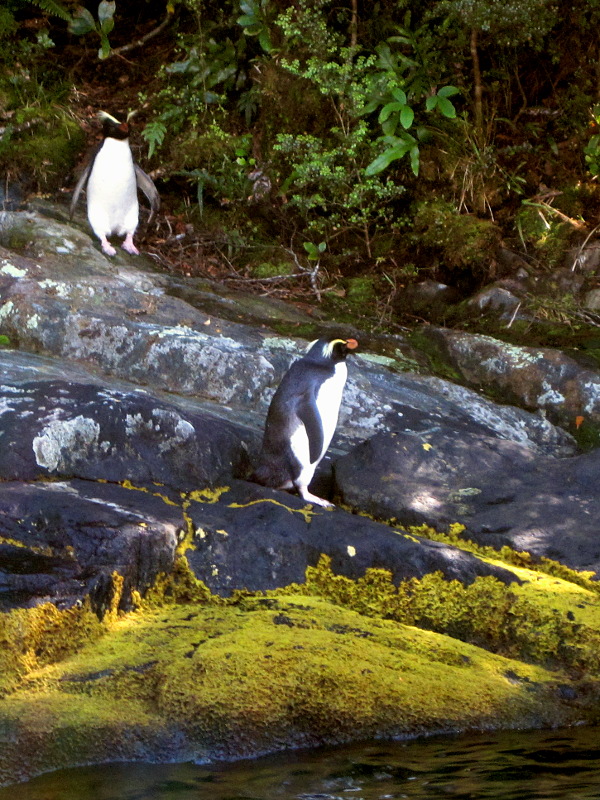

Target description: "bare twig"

left=108, top=11, right=173, bottom=58
left=571, top=223, right=600, bottom=271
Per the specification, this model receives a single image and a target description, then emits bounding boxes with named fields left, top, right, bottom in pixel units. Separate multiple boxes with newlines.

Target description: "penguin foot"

left=298, top=487, right=334, bottom=509
left=100, top=237, right=117, bottom=257
left=122, top=234, right=139, bottom=255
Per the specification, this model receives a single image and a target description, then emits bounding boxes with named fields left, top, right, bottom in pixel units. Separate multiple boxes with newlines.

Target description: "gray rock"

left=420, top=326, right=600, bottom=431
left=0, top=375, right=255, bottom=489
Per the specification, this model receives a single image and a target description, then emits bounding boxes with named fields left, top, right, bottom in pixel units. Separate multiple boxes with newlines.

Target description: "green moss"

left=407, top=329, right=462, bottom=381
left=515, top=205, right=576, bottom=269
left=344, top=276, right=377, bottom=305
left=251, top=261, right=294, bottom=278
left=0, top=598, right=106, bottom=697
left=289, top=555, right=600, bottom=675
left=0, top=595, right=585, bottom=771
left=0, top=116, right=86, bottom=190
left=413, top=200, right=501, bottom=274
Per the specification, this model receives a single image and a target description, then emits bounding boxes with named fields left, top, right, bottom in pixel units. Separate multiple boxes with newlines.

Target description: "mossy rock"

left=1, top=540, right=600, bottom=785
left=414, top=200, right=501, bottom=275
left=0, top=116, right=86, bottom=191
left=344, top=276, right=377, bottom=305
left=0, top=591, right=592, bottom=784
left=515, top=206, right=576, bottom=269
left=251, top=261, right=294, bottom=279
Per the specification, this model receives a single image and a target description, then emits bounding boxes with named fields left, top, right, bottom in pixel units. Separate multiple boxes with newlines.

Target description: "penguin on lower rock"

left=252, top=336, right=358, bottom=508
left=70, top=111, right=160, bottom=257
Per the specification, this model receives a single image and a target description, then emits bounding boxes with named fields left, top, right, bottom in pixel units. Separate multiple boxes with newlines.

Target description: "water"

left=3, top=726, right=600, bottom=800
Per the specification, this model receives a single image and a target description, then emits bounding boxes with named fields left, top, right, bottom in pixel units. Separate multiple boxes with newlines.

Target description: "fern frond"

left=21, top=0, right=72, bottom=23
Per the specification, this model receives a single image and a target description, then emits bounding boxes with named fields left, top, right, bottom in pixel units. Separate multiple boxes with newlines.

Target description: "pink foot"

left=122, top=233, right=139, bottom=255
left=100, top=237, right=116, bottom=257
left=298, top=487, right=334, bottom=508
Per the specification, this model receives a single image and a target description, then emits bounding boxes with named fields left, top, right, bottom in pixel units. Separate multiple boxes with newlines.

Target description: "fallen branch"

left=108, top=11, right=173, bottom=58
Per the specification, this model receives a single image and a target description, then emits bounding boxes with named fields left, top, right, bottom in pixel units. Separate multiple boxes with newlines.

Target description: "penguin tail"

left=250, top=457, right=293, bottom=490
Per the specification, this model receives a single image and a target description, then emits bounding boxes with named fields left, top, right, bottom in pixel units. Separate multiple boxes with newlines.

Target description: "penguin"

left=70, top=111, right=160, bottom=257
left=253, top=336, right=358, bottom=507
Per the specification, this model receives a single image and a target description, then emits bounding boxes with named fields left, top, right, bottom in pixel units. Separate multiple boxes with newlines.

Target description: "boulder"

left=420, top=326, right=600, bottom=431
left=0, top=374, right=255, bottom=489
left=183, top=481, right=519, bottom=594
left=334, top=429, right=600, bottom=576
left=0, top=479, right=181, bottom=613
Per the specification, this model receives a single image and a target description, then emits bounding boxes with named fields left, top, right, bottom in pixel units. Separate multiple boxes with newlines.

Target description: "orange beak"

left=345, top=338, right=358, bottom=350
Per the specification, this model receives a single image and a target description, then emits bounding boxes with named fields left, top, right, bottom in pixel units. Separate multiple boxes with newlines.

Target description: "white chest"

left=87, top=138, right=138, bottom=235
left=314, top=361, right=347, bottom=459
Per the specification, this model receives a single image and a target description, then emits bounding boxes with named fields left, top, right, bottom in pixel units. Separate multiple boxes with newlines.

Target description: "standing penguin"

left=70, top=111, right=160, bottom=257
left=253, top=336, right=358, bottom=507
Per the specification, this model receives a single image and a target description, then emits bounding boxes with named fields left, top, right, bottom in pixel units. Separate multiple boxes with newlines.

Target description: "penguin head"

left=304, top=337, right=359, bottom=364
left=98, top=111, right=130, bottom=141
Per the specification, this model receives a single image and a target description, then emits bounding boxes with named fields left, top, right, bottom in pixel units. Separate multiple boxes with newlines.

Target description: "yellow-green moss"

left=0, top=600, right=105, bottom=697
left=0, top=595, right=585, bottom=768
left=287, top=555, right=600, bottom=675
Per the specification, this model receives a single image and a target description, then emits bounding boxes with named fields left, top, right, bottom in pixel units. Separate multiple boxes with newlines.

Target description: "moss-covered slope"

left=1, top=549, right=600, bottom=786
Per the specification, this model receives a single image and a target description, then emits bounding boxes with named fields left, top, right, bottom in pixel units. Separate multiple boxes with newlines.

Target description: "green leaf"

left=375, top=44, right=396, bottom=72
left=98, top=37, right=110, bottom=59
left=381, top=117, right=398, bottom=136
left=437, top=96, right=456, bottom=118
left=258, top=28, right=272, bottom=53
left=0, top=335, right=10, bottom=347
left=100, top=16, right=114, bottom=35
left=141, top=120, right=167, bottom=158
left=438, top=85, right=459, bottom=98
left=410, top=144, right=420, bottom=176
left=237, top=14, right=256, bottom=26
left=365, top=142, right=411, bottom=176
left=391, top=88, right=407, bottom=105
left=68, top=6, right=95, bottom=35
left=378, top=102, right=402, bottom=124
left=425, top=95, right=437, bottom=112
left=400, top=105, right=414, bottom=129
left=318, top=241, right=327, bottom=253
left=303, top=242, right=321, bottom=260
left=98, top=0, right=115, bottom=24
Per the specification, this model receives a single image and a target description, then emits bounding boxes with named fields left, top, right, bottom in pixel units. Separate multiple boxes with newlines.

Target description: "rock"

left=0, top=479, right=181, bottom=613
left=334, top=429, right=600, bottom=576
left=394, top=280, right=462, bottom=322
left=0, top=366, right=255, bottom=490
left=344, top=365, right=576, bottom=457
left=583, top=288, right=600, bottom=311
left=466, top=284, right=522, bottom=317
left=182, top=481, right=518, bottom=594
left=420, top=326, right=600, bottom=431
left=0, top=210, right=576, bottom=459
left=565, top=241, right=600, bottom=273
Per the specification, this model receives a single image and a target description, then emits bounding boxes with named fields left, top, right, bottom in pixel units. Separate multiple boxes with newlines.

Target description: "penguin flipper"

left=297, top=394, right=324, bottom=464
left=69, top=162, right=91, bottom=220
left=134, top=164, right=160, bottom=225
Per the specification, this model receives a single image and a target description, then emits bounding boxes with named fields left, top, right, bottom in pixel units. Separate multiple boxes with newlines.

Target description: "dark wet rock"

left=0, top=479, right=181, bottom=613
left=334, top=429, right=600, bottom=576
left=183, top=481, right=519, bottom=593
left=394, top=279, right=462, bottom=322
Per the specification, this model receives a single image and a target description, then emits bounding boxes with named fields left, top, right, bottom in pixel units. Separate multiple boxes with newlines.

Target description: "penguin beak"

left=345, top=338, right=358, bottom=350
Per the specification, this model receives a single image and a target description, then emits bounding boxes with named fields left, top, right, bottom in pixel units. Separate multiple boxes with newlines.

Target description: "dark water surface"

left=3, top=726, right=600, bottom=800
